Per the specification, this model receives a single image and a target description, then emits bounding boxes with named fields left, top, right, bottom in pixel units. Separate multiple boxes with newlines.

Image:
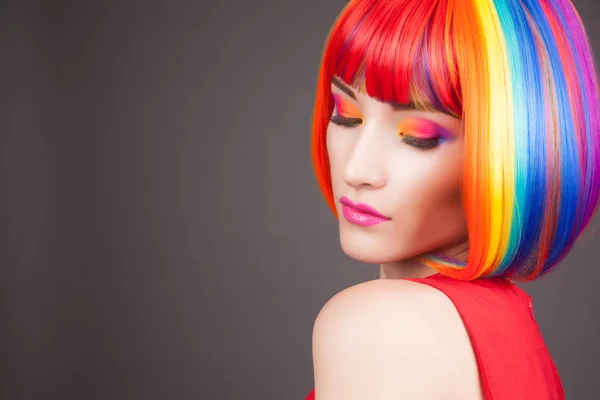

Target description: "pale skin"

left=311, top=77, right=483, bottom=399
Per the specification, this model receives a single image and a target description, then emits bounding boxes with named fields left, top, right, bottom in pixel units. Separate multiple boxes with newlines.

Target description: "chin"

left=338, top=230, right=409, bottom=264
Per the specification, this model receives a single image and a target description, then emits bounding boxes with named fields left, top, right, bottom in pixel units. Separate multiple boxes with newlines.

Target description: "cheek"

left=399, top=150, right=463, bottom=208
left=386, top=144, right=466, bottom=251
left=391, top=138, right=463, bottom=196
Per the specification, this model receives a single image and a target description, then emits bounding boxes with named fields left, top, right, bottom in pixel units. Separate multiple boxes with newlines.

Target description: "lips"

left=339, top=196, right=391, bottom=227
left=340, top=196, right=390, bottom=219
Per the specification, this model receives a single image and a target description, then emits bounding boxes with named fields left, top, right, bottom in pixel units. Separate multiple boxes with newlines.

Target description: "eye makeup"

left=398, top=118, right=455, bottom=140
left=397, top=118, right=456, bottom=150
left=331, top=92, right=363, bottom=127
left=332, top=93, right=362, bottom=118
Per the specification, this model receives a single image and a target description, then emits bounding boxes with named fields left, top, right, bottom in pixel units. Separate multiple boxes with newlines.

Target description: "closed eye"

left=399, top=133, right=443, bottom=150
left=330, top=114, right=363, bottom=127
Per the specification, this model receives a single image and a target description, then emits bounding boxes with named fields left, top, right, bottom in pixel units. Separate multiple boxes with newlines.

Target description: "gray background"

left=0, top=0, right=598, bottom=399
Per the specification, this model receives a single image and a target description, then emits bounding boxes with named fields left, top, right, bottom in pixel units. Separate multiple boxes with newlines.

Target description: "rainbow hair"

left=311, top=0, right=600, bottom=281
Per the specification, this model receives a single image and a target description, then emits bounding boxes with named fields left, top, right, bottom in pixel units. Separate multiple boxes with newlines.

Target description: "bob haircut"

left=311, top=0, right=600, bottom=281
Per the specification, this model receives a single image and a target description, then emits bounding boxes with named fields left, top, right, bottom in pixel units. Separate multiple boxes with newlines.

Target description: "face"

left=327, top=76, right=468, bottom=264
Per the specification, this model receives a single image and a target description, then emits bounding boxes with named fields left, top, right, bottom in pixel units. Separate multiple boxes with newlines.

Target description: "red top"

left=305, top=273, right=564, bottom=399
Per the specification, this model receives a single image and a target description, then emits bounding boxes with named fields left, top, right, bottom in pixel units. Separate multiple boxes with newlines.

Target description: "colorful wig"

left=311, top=0, right=600, bottom=281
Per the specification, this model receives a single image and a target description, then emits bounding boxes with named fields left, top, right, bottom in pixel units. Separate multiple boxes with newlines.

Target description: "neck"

left=380, top=240, right=470, bottom=280
left=379, top=259, right=437, bottom=279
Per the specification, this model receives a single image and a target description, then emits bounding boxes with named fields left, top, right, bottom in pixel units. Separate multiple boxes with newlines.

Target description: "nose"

left=343, top=122, right=388, bottom=190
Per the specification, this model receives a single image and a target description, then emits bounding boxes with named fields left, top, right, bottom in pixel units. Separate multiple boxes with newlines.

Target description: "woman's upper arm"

left=312, top=279, right=482, bottom=400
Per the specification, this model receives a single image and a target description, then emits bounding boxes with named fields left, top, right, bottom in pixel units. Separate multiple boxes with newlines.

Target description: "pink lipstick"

left=340, top=196, right=391, bottom=226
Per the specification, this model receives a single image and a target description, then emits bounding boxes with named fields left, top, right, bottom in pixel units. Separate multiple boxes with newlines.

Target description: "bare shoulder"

left=312, top=279, right=483, bottom=400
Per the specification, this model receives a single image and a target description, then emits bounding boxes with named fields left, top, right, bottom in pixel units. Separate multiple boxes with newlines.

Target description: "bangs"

left=330, top=0, right=462, bottom=117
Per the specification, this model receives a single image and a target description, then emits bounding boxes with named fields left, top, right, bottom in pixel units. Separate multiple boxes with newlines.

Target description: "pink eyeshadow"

left=398, top=118, right=455, bottom=140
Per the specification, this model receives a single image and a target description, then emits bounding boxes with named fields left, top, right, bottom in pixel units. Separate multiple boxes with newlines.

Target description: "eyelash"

left=329, top=114, right=443, bottom=150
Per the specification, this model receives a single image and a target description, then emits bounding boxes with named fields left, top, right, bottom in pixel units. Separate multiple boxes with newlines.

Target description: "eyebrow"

left=331, top=75, right=458, bottom=118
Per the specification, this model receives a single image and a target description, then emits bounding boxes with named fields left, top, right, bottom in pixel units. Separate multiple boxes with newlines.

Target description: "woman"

left=305, top=0, right=599, bottom=398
